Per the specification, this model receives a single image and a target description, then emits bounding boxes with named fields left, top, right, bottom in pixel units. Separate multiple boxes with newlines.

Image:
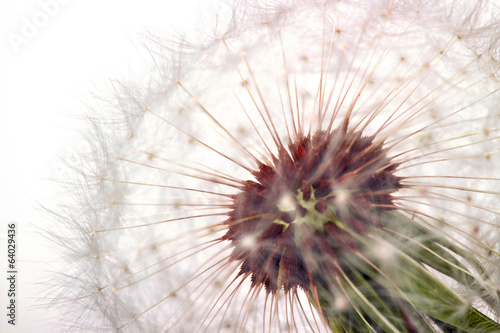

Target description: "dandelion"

left=48, top=0, right=500, bottom=332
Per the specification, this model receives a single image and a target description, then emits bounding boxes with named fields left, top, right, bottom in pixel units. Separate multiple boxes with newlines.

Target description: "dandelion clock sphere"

left=49, top=0, right=500, bottom=332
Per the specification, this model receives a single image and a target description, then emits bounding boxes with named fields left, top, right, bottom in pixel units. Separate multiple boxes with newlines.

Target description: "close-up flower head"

left=47, top=0, right=500, bottom=332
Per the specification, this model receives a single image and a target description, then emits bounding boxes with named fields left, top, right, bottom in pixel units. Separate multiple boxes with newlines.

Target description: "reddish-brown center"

left=223, top=128, right=401, bottom=293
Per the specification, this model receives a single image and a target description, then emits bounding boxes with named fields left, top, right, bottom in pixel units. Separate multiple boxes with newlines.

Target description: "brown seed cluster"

left=223, top=127, right=402, bottom=293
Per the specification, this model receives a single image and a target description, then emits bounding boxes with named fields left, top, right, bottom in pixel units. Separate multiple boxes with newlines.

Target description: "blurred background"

left=0, top=1, right=198, bottom=331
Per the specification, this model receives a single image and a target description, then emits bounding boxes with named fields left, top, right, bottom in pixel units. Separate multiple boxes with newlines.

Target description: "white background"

left=0, top=1, right=198, bottom=331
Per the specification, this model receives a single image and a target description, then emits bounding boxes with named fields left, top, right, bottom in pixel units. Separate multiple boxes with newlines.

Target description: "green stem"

left=309, top=210, right=500, bottom=332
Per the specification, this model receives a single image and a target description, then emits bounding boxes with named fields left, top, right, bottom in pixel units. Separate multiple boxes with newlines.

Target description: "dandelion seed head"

left=46, top=0, right=500, bottom=331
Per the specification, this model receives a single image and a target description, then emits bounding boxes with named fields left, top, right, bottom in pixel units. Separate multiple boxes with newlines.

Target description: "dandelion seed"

left=47, top=0, right=500, bottom=332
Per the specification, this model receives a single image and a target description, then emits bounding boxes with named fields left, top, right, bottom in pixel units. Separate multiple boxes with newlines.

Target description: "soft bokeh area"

left=0, top=1, right=196, bottom=331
